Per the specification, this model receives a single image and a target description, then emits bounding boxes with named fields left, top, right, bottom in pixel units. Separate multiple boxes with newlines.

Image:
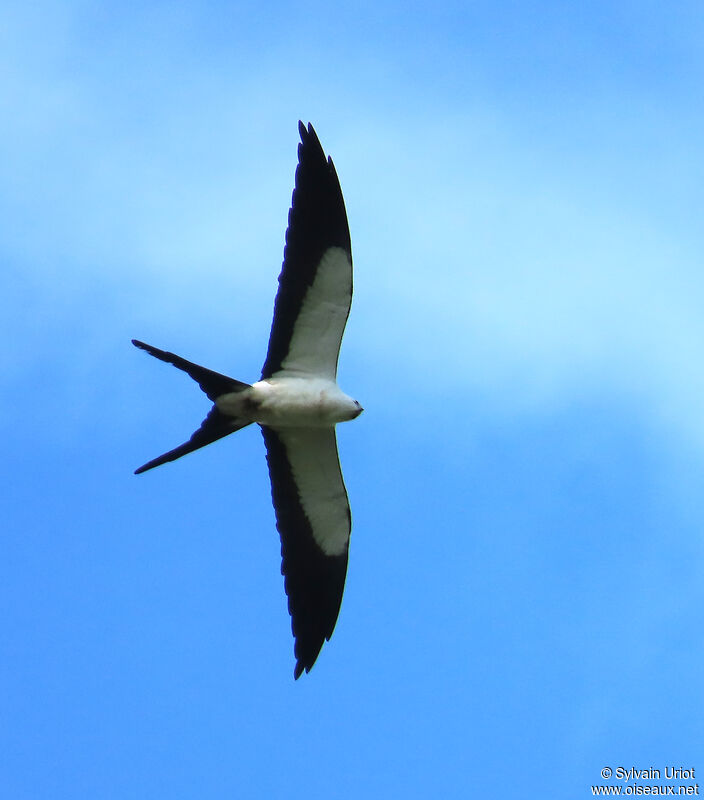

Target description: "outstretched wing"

left=261, top=425, right=351, bottom=679
left=261, top=122, right=353, bottom=381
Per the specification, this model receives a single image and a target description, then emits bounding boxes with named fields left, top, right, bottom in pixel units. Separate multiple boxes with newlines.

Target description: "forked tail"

left=132, top=339, right=253, bottom=474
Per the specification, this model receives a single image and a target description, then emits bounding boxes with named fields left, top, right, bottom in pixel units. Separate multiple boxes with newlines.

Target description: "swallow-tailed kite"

left=133, top=122, right=361, bottom=679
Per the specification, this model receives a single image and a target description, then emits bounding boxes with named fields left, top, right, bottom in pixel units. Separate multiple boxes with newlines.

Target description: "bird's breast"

left=217, top=376, right=361, bottom=427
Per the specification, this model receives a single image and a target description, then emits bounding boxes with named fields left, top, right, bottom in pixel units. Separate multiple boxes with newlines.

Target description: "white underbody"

left=216, top=375, right=362, bottom=428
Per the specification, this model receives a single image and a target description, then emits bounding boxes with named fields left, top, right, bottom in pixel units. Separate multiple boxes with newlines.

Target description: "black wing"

left=261, top=425, right=351, bottom=678
left=261, top=122, right=353, bottom=381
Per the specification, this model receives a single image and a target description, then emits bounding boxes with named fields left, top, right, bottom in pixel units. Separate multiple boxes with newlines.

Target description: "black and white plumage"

left=133, top=122, right=361, bottom=679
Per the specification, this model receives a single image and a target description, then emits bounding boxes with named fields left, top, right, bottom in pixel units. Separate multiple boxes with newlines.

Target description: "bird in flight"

left=133, top=121, right=361, bottom=679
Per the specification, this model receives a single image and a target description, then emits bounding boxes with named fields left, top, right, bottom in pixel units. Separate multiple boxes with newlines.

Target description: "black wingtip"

left=298, top=120, right=322, bottom=148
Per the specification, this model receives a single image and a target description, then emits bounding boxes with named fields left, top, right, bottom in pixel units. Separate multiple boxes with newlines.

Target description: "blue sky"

left=2, top=1, right=704, bottom=797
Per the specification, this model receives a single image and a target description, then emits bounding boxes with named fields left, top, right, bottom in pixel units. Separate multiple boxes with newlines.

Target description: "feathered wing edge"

left=261, top=122, right=353, bottom=380
left=261, top=425, right=350, bottom=679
